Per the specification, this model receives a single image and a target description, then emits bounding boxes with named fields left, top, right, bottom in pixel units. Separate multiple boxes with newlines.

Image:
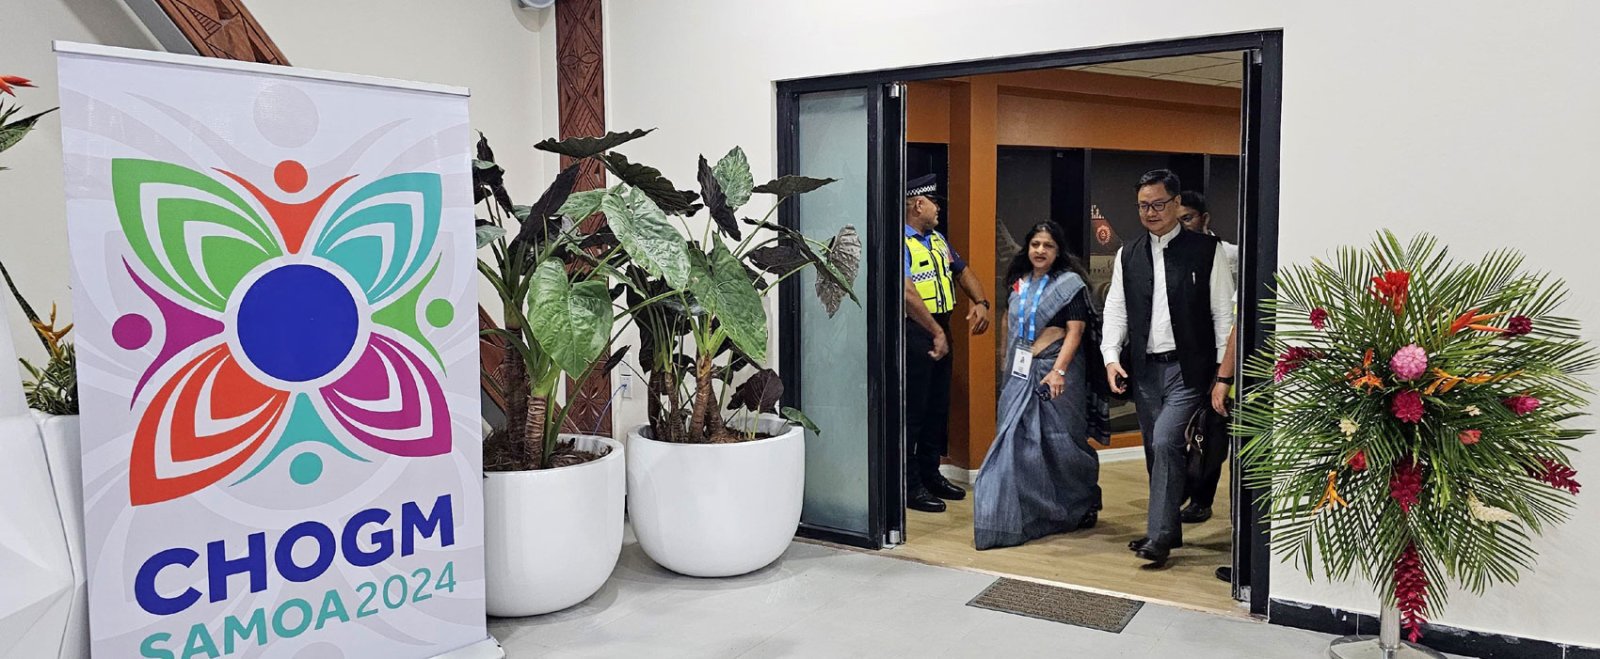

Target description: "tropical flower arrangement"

left=1237, top=232, right=1595, bottom=643
left=0, top=71, right=72, bottom=414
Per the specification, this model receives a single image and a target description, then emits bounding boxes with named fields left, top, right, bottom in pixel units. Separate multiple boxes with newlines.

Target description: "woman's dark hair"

left=1002, top=221, right=1090, bottom=309
left=1178, top=189, right=1208, bottom=215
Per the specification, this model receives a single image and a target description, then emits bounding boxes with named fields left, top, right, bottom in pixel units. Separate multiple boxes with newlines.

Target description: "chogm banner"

left=55, top=43, right=495, bottom=658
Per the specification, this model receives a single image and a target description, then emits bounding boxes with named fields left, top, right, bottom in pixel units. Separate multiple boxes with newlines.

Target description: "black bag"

left=1183, top=405, right=1230, bottom=487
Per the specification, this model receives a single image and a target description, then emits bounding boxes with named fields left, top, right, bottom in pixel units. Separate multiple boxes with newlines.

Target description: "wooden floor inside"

left=890, top=457, right=1243, bottom=615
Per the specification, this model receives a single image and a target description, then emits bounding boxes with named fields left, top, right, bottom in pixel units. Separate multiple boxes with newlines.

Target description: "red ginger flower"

left=1503, top=395, right=1541, bottom=416
left=1530, top=458, right=1581, bottom=495
left=0, top=75, right=34, bottom=96
left=1394, top=543, right=1430, bottom=643
left=1459, top=429, right=1481, bottom=445
left=1348, top=450, right=1368, bottom=471
left=1390, top=458, right=1423, bottom=513
left=1391, top=390, right=1424, bottom=423
left=1310, top=307, right=1328, bottom=330
left=1274, top=347, right=1319, bottom=382
left=1506, top=315, right=1533, bottom=336
left=1370, top=270, right=1410, bottom=316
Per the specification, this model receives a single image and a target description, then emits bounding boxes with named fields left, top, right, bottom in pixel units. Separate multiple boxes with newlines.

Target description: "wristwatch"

left=1055, top=369, right=1067, bottom=377
left=976, top=300, right=991, bottom=309
left=1216, top=375, right=1235, bottom=385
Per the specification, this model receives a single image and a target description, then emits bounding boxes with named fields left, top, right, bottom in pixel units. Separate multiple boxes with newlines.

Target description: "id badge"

left=1011, top=348, right=1032, bottom=379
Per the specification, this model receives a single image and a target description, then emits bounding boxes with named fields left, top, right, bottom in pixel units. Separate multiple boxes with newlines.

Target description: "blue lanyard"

left=1012, top=274, right=1049, bottom=342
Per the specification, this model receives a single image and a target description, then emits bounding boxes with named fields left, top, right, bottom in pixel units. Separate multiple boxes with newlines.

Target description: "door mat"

left=967, top=578, right=1144, bottom=633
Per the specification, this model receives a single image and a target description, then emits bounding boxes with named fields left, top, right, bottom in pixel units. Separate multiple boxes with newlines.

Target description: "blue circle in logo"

left=238, top=264, right=359, bottom=382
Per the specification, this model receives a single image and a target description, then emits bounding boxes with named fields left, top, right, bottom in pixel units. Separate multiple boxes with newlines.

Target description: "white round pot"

left=627, top=416, right=804, bottom=577
left=484, top=434, right=624, bottom=617
left=34, top=413, right=88, bottom=659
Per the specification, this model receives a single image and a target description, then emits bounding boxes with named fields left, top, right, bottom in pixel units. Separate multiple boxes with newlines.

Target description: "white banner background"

left=57, top=44, right=488, bottom=658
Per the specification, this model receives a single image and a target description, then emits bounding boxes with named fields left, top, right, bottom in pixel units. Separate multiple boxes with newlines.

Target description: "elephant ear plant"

left=475, top=132, right=635, bottom=471
left=566, top=139, right=861, bottom=444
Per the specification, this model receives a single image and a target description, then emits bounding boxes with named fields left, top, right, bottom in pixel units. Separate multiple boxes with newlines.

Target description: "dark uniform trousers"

left=903, top=312, right=953, bottom=489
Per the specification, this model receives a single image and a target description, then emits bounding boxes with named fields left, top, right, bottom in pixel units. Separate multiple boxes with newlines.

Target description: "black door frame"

left=776, top=30, right=1283, bottom=617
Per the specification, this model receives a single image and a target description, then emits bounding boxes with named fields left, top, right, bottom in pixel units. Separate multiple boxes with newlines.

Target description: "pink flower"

left=1506, top=316, right=1533, bottom=336
left=1392, top=390, right=1425, bottom=423
left=1310, top=308, right=1329, bottom=330
left=1503, top=395, right=1541, bottom=416
left=1459, top=429, right=1481, bottom=445
left=1348, top=450, right=1368, bottom=471
left=1389, top=344, right=1428, bottom=381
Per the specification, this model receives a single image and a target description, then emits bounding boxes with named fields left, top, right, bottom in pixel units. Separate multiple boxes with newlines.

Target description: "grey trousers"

left=1132, top=360, right=1203, bottom=548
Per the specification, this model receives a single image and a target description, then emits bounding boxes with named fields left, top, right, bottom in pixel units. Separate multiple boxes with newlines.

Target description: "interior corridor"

left=895, top=458, right=1238, bottom=613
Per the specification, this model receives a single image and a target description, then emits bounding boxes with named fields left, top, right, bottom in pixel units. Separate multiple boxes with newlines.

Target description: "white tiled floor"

left=488, top=536, right=1411, bottom=658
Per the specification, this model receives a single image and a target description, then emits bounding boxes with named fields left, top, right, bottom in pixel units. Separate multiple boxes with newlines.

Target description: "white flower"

left=1468, top=494, right=1516, bottom=523
left=1464, top=405, right=1482, bottom=417
left=1339, top=418, right=1359, bottom=437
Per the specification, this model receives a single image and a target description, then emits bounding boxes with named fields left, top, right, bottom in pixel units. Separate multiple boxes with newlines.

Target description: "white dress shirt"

left=1100, top=229, right=1235, bottom=365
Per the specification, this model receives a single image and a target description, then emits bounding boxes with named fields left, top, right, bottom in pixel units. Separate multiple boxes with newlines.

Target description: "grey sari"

left=973, top=271, right=1109, bottom=550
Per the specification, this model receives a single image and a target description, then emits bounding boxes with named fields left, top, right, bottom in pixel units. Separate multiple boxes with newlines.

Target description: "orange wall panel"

left=906, top=82, right=951, bottom=143
left=995, top=93, right=1239, bottom=154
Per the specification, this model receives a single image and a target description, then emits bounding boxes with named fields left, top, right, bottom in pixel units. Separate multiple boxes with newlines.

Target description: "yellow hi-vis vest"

left=906, top=231, right=957, bottom=314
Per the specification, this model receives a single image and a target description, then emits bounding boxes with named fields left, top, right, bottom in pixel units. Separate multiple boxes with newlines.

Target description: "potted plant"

left=1237, top=232, right=1594, bottom=658
left=472, top=133, right=631, bottom=616
left=0, top=72, right=85, bottom=659
left=572, top=137, right=859, bottom=577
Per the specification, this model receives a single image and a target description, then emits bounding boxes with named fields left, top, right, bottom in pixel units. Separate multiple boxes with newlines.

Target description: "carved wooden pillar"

left=557, top=0, right=613, bottom=436
left=141, top=0, right=287, bottom=64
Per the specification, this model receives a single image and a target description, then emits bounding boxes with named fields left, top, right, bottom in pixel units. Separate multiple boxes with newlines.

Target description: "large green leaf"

left=558, top=189, right=607, bottom=221
left=713, top=147, right=755, bottom=210
left=528, top=259, right=614, bottom=378
left=0, top=107, right=56, bottom=154
left=698, top=155, right=741, bottom=240
left=692, top=240, right=768, bottom=362
left=752, top=175, right=835, bottom=199
left=603, top=186, right=693, bottom=289
left=509, top=162, right=580, bottom=250
left=475, top=224, right=506, bottom=249
left=816, top=225, right=862, bottom=317
left=535, top=129, right=654, bottom=159
left=600, top=153, right=701, bottom=215
left=782, top=407, right=821, bottom=435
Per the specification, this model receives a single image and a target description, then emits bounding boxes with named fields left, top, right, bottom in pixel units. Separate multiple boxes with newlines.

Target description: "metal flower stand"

left=1328, top=605, right=1445, bottom=658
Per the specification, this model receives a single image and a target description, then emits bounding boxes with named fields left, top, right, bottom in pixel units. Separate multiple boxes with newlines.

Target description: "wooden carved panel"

left=150, top=0, right=288, bottom=64
left=557, top=0, right=613, bottom=436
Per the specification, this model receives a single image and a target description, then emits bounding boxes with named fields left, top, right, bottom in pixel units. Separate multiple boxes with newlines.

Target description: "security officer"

left=903, top=173, right=990, bottom=513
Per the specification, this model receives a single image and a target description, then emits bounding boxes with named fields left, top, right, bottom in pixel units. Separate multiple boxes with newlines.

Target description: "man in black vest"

left=1100, top=170, right=1235, bottom=566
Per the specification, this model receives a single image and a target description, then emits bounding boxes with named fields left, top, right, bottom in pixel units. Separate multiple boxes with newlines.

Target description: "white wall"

left=0, top=1, right=158, bottom=364
left=604, top=0, right=1600, bottom=647
left=0, top=1, right=558, bottom=362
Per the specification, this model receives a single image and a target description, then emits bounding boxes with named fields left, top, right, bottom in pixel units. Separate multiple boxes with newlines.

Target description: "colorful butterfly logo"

left=110, top=158, right=456, bottom=506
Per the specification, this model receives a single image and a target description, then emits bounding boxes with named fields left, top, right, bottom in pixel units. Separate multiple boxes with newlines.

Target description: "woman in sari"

left=974, top=221, right=1110, bottom=550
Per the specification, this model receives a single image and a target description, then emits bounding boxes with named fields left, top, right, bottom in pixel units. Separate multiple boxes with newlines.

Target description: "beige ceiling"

left=1067, top=53, right=1244, bottom=88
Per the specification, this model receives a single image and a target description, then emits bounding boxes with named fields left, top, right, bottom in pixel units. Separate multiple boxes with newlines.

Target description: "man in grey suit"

left=1101, top=170, right=1234, bottom=567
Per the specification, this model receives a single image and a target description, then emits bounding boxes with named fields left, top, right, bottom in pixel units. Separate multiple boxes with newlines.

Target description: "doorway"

left=775, top=32, right=1282, bottom=616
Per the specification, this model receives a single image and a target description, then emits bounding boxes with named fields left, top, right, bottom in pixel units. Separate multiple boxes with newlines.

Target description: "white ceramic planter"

left=484, top=434, right=624, bottom=617
left=0, top=415, right=74, bottom=658
left=627, top=416, right=804, bottom=577
left=34, top=413, right=88, bottom=659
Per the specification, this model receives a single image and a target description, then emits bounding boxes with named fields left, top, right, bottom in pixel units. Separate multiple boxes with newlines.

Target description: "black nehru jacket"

left=1119, top=229, right=1221, bottom=390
